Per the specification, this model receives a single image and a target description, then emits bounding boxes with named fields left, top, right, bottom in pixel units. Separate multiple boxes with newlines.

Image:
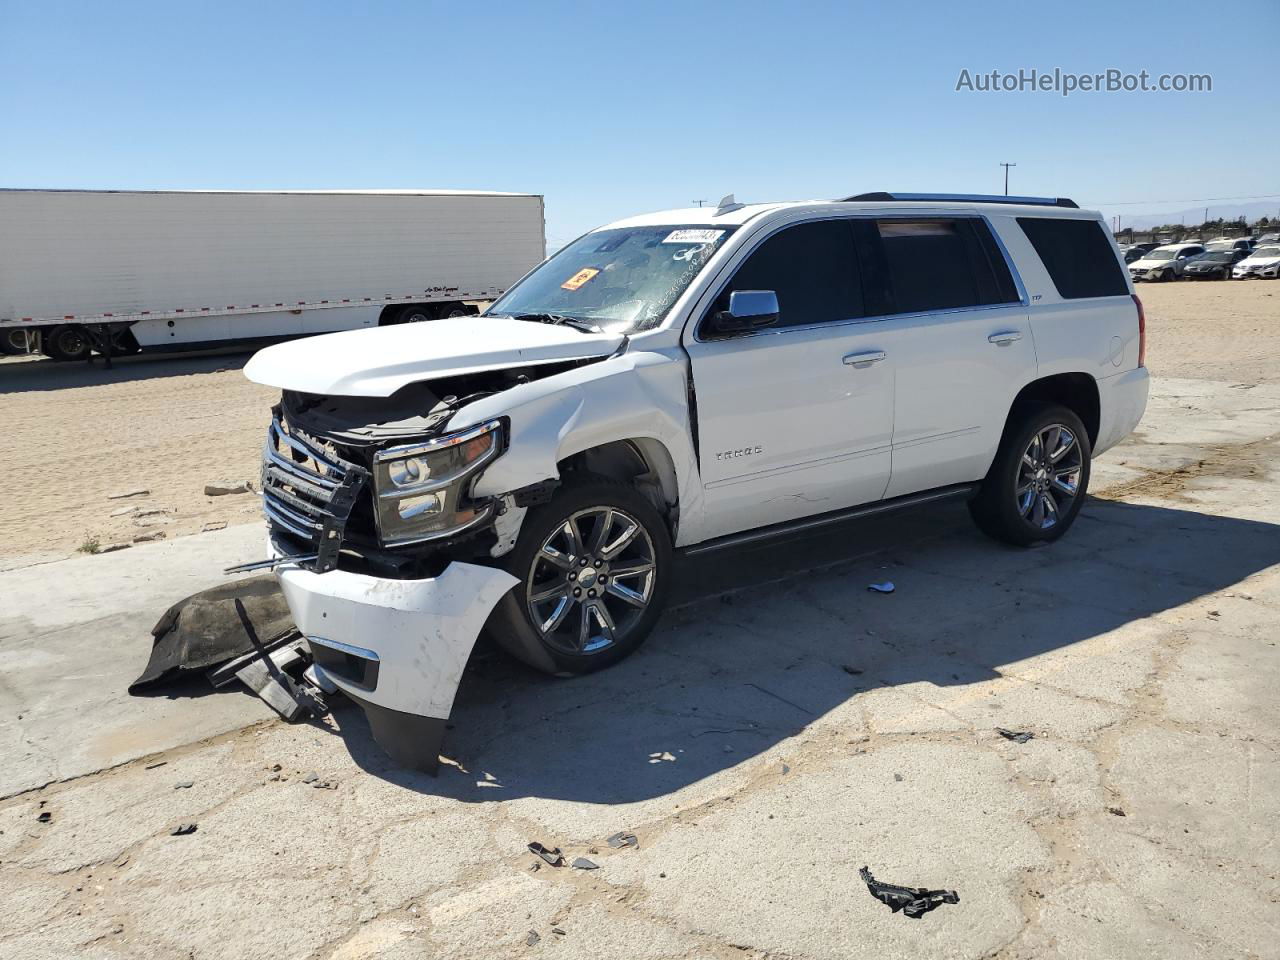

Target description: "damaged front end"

left=252, top=365, right=586, bottom=771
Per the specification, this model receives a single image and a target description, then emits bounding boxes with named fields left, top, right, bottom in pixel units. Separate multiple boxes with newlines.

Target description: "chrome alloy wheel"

left=1016, top=424, right=1083, bottom=530
left=525, top=506, right=657, bottom=655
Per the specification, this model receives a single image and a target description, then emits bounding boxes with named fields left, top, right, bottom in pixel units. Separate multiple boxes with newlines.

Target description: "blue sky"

left=2, top=0, right=1277, bottom=246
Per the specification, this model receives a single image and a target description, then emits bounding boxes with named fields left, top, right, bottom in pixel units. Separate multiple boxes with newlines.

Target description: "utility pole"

left=999, top=162, right=1016, bottom=196
left=692, top=200, right=708, bottom=208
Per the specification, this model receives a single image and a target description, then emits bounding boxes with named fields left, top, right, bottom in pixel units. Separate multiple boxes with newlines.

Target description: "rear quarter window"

left=1016, top=217, right=1129, bottom=299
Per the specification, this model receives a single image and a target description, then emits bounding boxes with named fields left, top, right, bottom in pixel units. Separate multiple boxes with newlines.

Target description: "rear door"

left=684, top=219, right=894, bottom=540
left=871, top=216, right=1035, bottom=498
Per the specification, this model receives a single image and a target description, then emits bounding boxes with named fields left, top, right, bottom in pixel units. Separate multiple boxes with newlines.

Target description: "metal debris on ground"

left=867, top=581, right=896, bottom=594
left=571, top=857, right=598, bottom=870
left=996, top=728, right=1034, bottom=744
left=527, top=842, right=565, bottom=866
left=606, top=832, right=638, bottom=849
left=859, top=866, right=959, bottom=919
left=525, top=930, right=540, bottom=946
left=170, top=823, right=198, bottom=836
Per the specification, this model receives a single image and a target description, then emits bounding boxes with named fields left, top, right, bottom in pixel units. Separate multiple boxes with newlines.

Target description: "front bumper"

left=1234, top=266, right=1280, bottom=279
left=269, top=535, right=518, bottom=772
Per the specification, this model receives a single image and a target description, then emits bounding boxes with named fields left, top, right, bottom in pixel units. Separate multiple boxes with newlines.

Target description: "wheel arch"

left=1008, top=372, right=1100, bottom=448
left=557, top=436, right=681, bottom=532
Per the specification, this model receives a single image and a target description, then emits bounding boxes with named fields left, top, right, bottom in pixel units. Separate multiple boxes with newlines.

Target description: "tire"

left=488, top=474, right=673, bottom=675
left=1162, top=269, right=1175, bottom=282
left=0, top=329, right=32, bottom=355
left=42, top=324, right=93, bottom=362
left=396, top=304, right=434, bottom=325
left=436, top=301, right=473, bottom=319
left=968, top=403, right=1092, bottom=547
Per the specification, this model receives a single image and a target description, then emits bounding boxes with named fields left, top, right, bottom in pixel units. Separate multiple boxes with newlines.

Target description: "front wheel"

left=968, top=404, right=1092, bottom=547
left=488, top=476, right=672, bottom=675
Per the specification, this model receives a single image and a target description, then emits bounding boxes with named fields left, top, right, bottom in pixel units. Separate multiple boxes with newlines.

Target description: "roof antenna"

left=714, top=193, right=744, bottom=215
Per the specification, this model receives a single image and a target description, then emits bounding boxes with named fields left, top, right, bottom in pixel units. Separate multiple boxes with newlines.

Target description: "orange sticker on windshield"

left=561, top=267, right=600, bottom=291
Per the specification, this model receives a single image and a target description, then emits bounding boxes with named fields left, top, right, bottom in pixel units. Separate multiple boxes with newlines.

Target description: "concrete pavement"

left=0, top=377, right=1277, bottom=959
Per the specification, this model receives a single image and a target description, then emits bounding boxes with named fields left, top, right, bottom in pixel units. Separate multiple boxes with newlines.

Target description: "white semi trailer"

left=0, top=189, right=545, bottom=361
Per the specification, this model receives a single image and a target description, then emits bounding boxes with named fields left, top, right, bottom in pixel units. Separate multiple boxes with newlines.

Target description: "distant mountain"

left=1100, top=199, right=1279, bottom=232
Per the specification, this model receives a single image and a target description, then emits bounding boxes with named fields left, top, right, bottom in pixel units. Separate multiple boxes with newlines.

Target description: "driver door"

left=683, top=219, right=894, bottom=541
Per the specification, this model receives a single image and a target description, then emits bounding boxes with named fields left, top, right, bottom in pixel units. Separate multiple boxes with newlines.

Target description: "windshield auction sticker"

left=561, top=267, right=600, bottom=291
left=662, top=229, right=725, bottom=245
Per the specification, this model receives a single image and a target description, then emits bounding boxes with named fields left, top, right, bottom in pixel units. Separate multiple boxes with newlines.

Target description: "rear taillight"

left=1132, top=293, right=1146, bottom=368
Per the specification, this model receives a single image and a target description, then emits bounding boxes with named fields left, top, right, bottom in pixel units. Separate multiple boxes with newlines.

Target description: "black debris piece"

left=571, top=857, right=598, bottom=870
left=525, top=930, right=540, bottom=946
left=174, top=781, right=194, bottom=790
left=170, top=823, right=198, bottom=836
left=606, top=831, right=638, bottom=849
left=130, top=574, right=294, bottom=691
left=36, top=811, right=52, bottom=823
left=552, top=928, right=566, bottom=936
left=527, top=842, right=564, bottom=866
left=842, top=665, right=864, bottom=676
left=145, top=761, right=167, bottom=770
left=859, top=866, right=959, bottom=919
left=893, top=773, right=904, bottom=782
left=1107, top=806, right=1127, bottom=817
left=996, top=728, right=1034, bottom=744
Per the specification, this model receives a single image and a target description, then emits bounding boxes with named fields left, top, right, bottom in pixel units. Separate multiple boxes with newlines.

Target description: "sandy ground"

left=1, top=282, right=1278, bottom=958
left=2, top=281, right=1276, bottom=565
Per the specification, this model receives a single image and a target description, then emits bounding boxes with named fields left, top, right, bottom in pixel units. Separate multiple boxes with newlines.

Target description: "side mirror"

left=712, top=290, right=779, bottom=334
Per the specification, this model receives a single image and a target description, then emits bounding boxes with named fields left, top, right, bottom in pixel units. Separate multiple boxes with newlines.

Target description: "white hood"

left=244, top=316, right=625, bottom=397
left=1238, top=253, right=1280, bottom=268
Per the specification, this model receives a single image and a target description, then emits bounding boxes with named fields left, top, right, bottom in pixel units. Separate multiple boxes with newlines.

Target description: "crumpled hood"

left=244, top=316, right=625, bottom=397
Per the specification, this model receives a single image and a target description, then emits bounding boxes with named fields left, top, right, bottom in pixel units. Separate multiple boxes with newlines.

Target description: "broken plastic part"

left=606, top=831, right=638, bottom=849
left=859, top=866, right=959, bottom=919
left=867, top=581, right=895, bottom=594
left=527, top=842, right=565, bottom=867
left=571, top=857, right=599, bottom=870
left=996, top=727, right=1034, bottom=744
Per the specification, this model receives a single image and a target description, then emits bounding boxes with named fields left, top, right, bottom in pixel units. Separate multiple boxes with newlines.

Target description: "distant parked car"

left=1123, top=242, right=1160, bottom=264
left=1233, top=245, right=1280, bottom=279
left=1206, top=238, right=1254, bottom=254
left=1183, top=249, right=1249, bottom=280
left=1256, top=232, right=1280, bottom=244
left=1128, top=243, right=1206, bottom=281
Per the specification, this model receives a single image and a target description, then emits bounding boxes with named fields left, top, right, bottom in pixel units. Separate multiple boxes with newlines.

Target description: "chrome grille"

left=262, top=414, right=368, bottom=568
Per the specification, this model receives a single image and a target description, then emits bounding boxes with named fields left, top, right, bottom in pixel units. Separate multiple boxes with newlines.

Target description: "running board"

left=682, top=484, right=977, bottom=557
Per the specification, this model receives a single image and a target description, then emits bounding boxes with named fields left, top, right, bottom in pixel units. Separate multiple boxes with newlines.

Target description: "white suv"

left=245, top=192, right=1150, bottom=770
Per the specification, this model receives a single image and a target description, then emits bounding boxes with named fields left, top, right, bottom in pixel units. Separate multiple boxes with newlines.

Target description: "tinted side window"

left=1016, top=217, right=1128, bottom=299
left=713, top=220, right=863, bottom=329
left=877, top=218, right=1017, bottom=314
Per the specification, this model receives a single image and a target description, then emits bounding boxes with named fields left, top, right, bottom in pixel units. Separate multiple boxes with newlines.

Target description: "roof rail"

left=842, top=192, right=1079, bottom=209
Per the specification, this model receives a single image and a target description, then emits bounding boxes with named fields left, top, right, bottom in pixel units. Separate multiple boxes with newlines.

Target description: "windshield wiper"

left=508, top=312, right=604, bottom=334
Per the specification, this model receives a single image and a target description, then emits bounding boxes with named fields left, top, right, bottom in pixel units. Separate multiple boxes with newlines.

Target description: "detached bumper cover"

left=270, top=536, right=518, bottom=771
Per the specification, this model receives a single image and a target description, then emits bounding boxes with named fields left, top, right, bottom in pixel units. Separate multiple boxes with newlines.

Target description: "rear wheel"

left=969, top=404, right=1091, bottom=546
left=436, top=301, right=473, bottom=319
left=488, top=475, right=672, bottom=675
left=396, top=304, right=434, bottom=325
left=0, top=329, right=33, bottom=355
left=42, top=324, right=93, bottom=362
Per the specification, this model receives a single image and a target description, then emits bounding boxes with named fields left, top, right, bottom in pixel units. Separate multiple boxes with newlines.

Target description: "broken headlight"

left=372, top=420, right=503, bottom=546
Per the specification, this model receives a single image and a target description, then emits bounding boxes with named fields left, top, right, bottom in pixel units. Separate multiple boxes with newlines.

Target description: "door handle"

left=988, top=331, right=1022, bottom=345
left=843, top=350, right=886, bottom=366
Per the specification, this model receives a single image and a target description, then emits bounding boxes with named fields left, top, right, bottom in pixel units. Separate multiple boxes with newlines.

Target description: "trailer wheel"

left=0, top=329, right=33, bottom=355
left=43, top=325, right=93, bottom=362
left=436, top=302, right=475, bottom=318
left=397, top=304, right=434, bottom=325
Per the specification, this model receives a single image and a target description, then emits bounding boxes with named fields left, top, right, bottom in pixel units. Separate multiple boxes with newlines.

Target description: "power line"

left=1087, top=192, right=1280, bottom=207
